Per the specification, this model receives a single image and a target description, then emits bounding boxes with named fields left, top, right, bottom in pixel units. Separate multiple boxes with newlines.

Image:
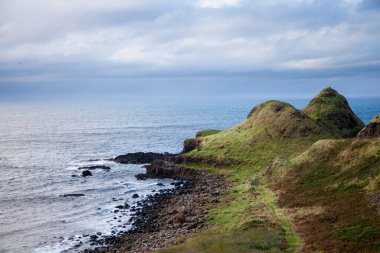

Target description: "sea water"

left=0, top=98, right=379, bottom=253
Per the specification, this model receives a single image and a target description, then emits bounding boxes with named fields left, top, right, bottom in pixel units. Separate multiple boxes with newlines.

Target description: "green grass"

left=255, top=186, right=302, bottom=252
left=333, top=224, right=377, bottom=242
left=196, top=130, right=222, bottom=137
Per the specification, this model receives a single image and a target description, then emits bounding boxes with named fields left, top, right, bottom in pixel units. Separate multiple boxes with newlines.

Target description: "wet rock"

left=113, top=152, right=173, bottom=164
left=78, top=165, right=111, bottom=171
left=82, top=170, right=92, bottom=177
left=135, top=173, right=149, bottom=180
left=61, top=193, right=85, bottom=197
left=132, top=194, right=139, bottom=199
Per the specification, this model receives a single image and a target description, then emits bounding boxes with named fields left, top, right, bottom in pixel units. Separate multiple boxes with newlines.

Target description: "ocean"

left=0, top=97, right=379, bottom=253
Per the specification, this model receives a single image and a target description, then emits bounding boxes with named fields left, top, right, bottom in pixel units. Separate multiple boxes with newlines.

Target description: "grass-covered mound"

left=184, top=100, right=333, bottom=165
left=268, top=138, right=380, bottom=252
left=302, top=87, right=364, bottom=137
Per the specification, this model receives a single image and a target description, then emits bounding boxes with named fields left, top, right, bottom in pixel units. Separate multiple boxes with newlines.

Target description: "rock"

left=182, top=138, right=201, bottom=153
left=132, top=193, right=139, bottom=199
left=82, top=170, right=93, bottom=177
left=113, top=152, right=173, bottom=164
left=357, top=114, right=380, bottom=138
left=250, top=178, right=261, bottom=186
left=145, top=160, right=201, bottom=180
left=173, top=206, right=186, bottom=224
left=61, top=193, right=85, bottom=197
left=82, top=164, right=227, bottom=253
left=135, top=173, right=149, bottom=180
left=78, top=165, right=111, bottom=171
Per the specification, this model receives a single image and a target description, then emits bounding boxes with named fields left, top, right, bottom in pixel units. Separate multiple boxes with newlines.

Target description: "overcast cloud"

left=0, top=0, right=379, bottom=98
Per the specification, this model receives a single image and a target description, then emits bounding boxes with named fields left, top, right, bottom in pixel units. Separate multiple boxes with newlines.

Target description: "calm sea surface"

left=0, top=98, right=379, bottom=253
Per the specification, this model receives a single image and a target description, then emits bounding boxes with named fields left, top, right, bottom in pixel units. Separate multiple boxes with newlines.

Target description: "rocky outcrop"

left=182, top=138, right=202, bottom=153
left=302, top=87, right=365, bottom=138
left=357, top=114, right=380, bottom=138
left=113, top=152, right=173, bottom=164
left=145, top=159, right=202, bottom=181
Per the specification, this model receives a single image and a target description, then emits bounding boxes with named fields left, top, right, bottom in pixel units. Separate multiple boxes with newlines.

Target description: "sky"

left=0, top=0, right=379, bottom=100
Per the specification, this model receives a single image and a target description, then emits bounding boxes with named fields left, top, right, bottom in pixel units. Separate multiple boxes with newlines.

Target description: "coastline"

left=83, top=155, right=227, bottom=253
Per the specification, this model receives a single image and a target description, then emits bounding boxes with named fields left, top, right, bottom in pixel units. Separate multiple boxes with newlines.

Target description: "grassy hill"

left=184, top=100, right=333, bottom=165
left=160, top=88, right=379, bottom=253
left=302, top=87, right=364, bottom=138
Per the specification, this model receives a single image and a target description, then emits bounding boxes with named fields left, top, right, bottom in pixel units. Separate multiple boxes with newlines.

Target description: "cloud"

left=0, top=0, right=379, bottom=97
left=197, top=0, right=243, bottom=9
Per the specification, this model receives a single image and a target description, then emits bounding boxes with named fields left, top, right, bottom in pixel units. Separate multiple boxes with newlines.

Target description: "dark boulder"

left=82, top=170, right=93, bottom=177
left=132, top=193, right=139, bottom=199
left=135, top=173, right=149, bottom=180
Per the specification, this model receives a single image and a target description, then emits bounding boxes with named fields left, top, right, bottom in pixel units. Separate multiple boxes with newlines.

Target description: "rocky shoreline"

left=81, top=154, right=227, bottom=253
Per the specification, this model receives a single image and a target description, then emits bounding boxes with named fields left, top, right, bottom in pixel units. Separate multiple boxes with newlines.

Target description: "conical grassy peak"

left=302, top=87, right=365, bottom=138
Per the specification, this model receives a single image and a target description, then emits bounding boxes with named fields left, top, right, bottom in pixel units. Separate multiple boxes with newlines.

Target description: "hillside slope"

left=268, top=138, right=380, bottom=252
